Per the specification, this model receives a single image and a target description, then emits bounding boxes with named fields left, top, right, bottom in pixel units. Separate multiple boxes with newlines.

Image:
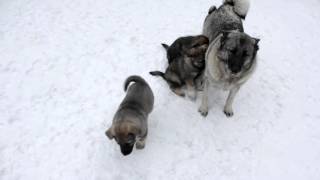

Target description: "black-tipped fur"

left=149, top=71, right=166, bottom=79
left=161, top=43, right=169, bottom=51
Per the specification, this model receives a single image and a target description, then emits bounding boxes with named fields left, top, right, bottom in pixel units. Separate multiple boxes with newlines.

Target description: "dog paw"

left=136, top=141, right=145, bottom=149
left=187, top=91, right=197, bottom=101
left=172, top=89, right=185, bottom=97
left=223, top=109, right=234, bottom=117
left=198, top=107, right=208, bottom=117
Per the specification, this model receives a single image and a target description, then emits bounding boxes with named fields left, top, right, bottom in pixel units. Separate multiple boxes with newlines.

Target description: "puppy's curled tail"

left=223, top=0, right=250, bottom=19
left=124, top=75, right=147, bottom=91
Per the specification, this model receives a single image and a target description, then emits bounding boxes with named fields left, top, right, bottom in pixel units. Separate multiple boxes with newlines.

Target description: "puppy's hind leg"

left=198, top=78, right=209, bottom=117
left=224, top=86, right=240, bottom=117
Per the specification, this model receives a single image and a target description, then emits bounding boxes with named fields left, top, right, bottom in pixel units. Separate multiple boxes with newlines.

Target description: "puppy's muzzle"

left=120, top=143, right=134, bottom=156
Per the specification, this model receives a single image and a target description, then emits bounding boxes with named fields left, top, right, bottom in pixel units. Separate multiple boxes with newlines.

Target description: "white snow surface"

left=1, top=0, right=320, bottom=179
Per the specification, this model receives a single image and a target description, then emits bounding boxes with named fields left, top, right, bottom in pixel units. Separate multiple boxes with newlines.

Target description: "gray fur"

left=203, top=0, right=250, bottom=42
left=203, top=4, right=244, bottom=42
left=106, top=75, right=154, bottom=156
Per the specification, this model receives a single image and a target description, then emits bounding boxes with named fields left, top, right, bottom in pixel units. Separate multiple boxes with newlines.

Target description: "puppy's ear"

left=184, top=45, right=208, bottom=57
left=191, top=35, right=209, bottom=48
left=253, top=38, right=260, bottom=51
left=128, top=125, right=140, bottom=137
left=184, top=36, right=208, bottom=57
left=161, top=43, right=169, bottom=51
left=105, top=126, right=115, bottom=140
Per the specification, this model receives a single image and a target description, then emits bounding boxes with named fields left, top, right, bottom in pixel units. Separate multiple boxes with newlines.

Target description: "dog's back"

left=121, top=75, right=154, bottom=114
left=203, top=0, right=250, bottom=42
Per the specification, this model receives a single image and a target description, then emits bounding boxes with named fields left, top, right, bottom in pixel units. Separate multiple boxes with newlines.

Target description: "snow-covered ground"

left=1, top=0, right=320, bottom=179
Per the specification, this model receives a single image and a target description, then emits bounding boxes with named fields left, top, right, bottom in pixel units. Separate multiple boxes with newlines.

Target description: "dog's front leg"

left=186, top=79, right=197, bottom=101
left=224, top=86, right=240, bottom=117
left=198, top=78, right=209, bottom=117
left=136, top=132, right=147, bottom=149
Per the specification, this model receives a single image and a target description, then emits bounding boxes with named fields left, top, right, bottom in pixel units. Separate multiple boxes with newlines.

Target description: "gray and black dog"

left=199, top=0, right=260, bottom=117
left=150, top=35, right=209, bottom=100
left=105, top=75, right=154, bottom=156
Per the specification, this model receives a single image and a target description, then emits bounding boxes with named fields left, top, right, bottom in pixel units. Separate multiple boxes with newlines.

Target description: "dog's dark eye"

left=128, top=133, right=135, bottom=140
left=229, top=49, right=237, bottom=54
left=242, top=51, right=248, bottom=57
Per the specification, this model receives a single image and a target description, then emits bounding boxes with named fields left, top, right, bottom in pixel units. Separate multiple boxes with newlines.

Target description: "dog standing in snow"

left=199, top=0, right=260, bottom=117
left=105, top=75, right=154, bottom=156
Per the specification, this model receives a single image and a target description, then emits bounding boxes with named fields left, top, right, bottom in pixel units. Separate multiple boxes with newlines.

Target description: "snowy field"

left=1, top=0, right=320, bottom=179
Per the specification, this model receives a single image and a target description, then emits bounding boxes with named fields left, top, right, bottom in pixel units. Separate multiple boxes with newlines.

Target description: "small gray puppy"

left=105, top=75, right=154, bottom=156
left=199, top=0, right=260, bottom=117
left=150, top=35, right=209, bottom=99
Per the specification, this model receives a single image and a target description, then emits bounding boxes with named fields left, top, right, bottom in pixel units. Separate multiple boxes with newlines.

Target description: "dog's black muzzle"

left=120, top=143, right=134, bottom=156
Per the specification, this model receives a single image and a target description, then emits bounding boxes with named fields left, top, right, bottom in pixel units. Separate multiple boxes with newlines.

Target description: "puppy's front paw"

left=223, top=108, right=234, bottom=117
left=187, top=90, right=197, bottom=101
left=172, top=88, right=185, bottom=97
left=136, top=141, right=145, bottom=149
left=198, top=107, right=208, bottom=117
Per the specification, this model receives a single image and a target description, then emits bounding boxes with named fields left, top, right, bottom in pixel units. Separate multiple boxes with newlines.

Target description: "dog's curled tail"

left=124, top=75, right=147, bottom=91
left=223, top=0, right=250, bottom=19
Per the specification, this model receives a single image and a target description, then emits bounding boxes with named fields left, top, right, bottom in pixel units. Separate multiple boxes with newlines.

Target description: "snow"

left=1, top=0, right=320, bottom=179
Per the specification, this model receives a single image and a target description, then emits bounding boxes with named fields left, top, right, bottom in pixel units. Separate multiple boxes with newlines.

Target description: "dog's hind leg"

left=198, top=78, right=209, bottom=117
left=224, top=86, right=240, bottom=117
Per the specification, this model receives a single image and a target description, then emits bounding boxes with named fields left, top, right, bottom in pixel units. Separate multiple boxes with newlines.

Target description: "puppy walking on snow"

left=199, top=0, right=260, bottom=117
left=105, top=75, right=154, bottom=156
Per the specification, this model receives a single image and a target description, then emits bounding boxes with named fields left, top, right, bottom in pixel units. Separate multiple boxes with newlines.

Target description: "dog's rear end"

left=203, top=0, right=250, bottom=42
left=123, top=75, right=154, bottom=114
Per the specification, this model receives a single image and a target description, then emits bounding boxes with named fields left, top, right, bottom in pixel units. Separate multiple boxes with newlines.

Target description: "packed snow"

left=1, top=0, right=320, bottom=179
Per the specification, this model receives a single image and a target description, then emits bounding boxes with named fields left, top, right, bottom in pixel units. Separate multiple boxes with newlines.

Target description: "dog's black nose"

left=120, top=144, right=134, bottom=156
left=230, top=65, right=242, bottom=74
left=121, top=150, right=131, bottom=156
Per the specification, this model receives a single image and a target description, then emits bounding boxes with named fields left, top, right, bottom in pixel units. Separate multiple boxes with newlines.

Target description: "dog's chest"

left=208, top=76, right=236, bottom=90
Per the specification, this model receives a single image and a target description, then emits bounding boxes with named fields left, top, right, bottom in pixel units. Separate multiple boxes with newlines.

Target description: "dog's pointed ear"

left=105, top=126, right=115, bottom=140
left=222, top=31, right=230, bottom=39
left=184, top=35, right=209, bottom=57
left=191, top=35, right=209, bottom=48
left=253, top=38, right=260, bottom=51
left=161, top=43, right=169, bottom=51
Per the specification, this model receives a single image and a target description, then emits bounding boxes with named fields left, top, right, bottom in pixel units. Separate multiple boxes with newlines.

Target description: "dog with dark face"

left=150, top=35, right=209, bottom=100
left=105, top=75, right=154, bottom=156
left=198, top=0, right=260, bottom=117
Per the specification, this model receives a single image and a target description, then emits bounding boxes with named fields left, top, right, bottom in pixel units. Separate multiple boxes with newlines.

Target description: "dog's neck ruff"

left=205, top=34, right=224, bottom=82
